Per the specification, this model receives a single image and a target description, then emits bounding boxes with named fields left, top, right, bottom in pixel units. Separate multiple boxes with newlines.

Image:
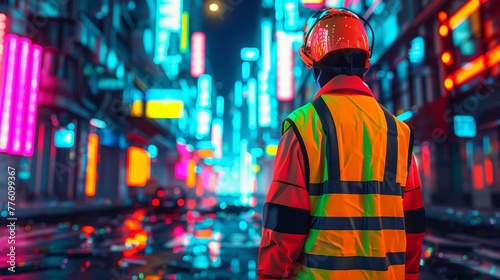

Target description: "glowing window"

left=127, top=147, right=151, bottom=187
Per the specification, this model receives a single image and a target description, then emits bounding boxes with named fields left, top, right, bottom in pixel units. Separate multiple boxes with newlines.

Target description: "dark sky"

left=202, top=0, right=260, bottom=96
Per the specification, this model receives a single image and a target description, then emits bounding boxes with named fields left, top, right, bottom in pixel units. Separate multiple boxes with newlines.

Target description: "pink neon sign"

left=0, top=30, right=43, bottom=156
left=0, top=35, right=18, bottom=153
left=175, top=161, right=188, bottom=180
left=174, top=141, right=192, bottom=180
left=201, top=166, right=210, bottom=189
left=12, top=38, right=30, bottom=154
left=191, top=32, right=205, bottom=77
left=0, top=13, right=7, bottom=92
left=276, top=31, right=294, bottom=101
left=24, top=44, right=42, bottom=156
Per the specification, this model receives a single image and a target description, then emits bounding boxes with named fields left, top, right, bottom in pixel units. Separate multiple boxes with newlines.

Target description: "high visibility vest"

left=282, top=94, right=414, bottom=280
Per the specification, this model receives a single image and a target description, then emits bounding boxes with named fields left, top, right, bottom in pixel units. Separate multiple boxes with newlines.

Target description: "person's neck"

left=315, top=71, right=336, bottom=88
left=318, top=73, right=362, bottom=88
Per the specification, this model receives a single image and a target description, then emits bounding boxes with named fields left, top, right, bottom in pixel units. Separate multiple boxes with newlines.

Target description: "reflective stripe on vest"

left=283, top=95, right=413, bottom=280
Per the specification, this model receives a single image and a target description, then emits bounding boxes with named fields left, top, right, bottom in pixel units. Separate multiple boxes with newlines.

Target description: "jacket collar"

left=314, top=75, right=375, bottom=99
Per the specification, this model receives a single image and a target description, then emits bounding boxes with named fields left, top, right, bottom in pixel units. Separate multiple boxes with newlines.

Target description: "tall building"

left=0, top=0, right=210, bottom=204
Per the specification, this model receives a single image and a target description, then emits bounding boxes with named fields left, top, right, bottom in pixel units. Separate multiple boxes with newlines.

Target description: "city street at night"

left=1, top=0, right=500, bottom=279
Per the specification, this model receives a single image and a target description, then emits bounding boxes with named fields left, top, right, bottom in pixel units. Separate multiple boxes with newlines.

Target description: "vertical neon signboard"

left=259, top=20, right=272, bottom=127
left=85, top=133, right=99, bottom=196
left=232, top=110, right=241, bottom=155
left=211, top=119, right=223, bottom=159
left=216, top=96, right=224, bottom=117
left=191, top=32, right=205, bottom=77
left=186, top=159, right=196, bottom=188
left=258, top=78, right=271, bottom=127
left=24, top=44, right=42, bottom=156
left=154, top=0, right=182, bottom=63
left=242, top=61, right=251, bottom=81
left=126, top=146, right=151, bottom=187
left=234, top=80, right=243, bottom=107
left=0, top=35, right=18, bottom=153
left=0, top=31, right=42, bottom=156
left=196, top=109, right=212, bottom=139
left=197, top=74, right=212, bottom=108
left=175, top=161, right=187, bottom=179
left=180, top=12, right=189, bottom=53
left=284, top=0, right=299, bottom=31
left=261, top=20, right=272, bottom=72
left=175, top=141, right=191, bottom=180
left=201, top=166, right=211, bottom=190
left=247, top=78, right=257, bottom=130
left=276, top=31, right=294, bottom=101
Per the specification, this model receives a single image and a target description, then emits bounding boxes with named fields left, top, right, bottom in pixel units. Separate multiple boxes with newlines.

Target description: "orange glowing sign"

left=449, top=0, right=481, bottom=29
left=197, top=149, right=214, bottom=159
left=486, top=44, right=500, bottom=68
left=194, top=229, right=213, bottom=239
left=186, top=160, right=196, bottom=188
left=85, top=133, right=99, bottom=196
left=455, top=55, right=486, bottom=85
left=126, top=147, right=151, bottom=187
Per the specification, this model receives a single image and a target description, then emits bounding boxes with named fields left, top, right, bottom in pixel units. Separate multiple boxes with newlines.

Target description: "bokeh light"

left=209, top=3, right=219, bottom=12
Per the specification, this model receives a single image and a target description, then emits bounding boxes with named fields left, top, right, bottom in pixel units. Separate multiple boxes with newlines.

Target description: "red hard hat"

left=300, top=8, right=371, bottom=69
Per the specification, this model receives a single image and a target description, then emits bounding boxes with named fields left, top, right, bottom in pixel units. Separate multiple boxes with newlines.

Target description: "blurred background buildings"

left=0, top=0, right=499, bottom=278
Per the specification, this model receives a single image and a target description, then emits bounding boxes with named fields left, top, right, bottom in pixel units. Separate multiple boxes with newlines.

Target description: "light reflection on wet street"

left=0, top=199, right=263, bottom=280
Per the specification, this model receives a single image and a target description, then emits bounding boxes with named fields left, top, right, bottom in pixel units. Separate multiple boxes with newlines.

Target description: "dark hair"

left=313, top=49, right=368, bottom=86
left=318, top=49, right=367, bottom=69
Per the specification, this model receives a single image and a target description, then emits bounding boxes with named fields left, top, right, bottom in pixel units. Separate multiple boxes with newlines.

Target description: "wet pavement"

left=0, top=202, right=263, bottom=280
left=1, top=200, right=499, bottom=280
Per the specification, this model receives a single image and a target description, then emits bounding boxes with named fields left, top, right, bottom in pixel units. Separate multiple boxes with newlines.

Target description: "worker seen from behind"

left=257, top=8, right=425, bottom=280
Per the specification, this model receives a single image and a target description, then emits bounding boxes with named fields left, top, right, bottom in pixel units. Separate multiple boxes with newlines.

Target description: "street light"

left=209, top=3, right=219, bottom=12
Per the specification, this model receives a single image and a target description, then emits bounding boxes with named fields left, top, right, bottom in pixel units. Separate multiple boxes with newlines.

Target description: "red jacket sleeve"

left=403, top=155, right=426, bottom=280
left=257, top=128, right=310, bottom=279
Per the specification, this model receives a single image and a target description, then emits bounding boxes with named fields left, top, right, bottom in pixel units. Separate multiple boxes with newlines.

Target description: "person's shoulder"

left=394, top=117, right=412, bottom=135
left=286, top=102, right=314, bottom=120
left=282, top=102, right=315, bottom=134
